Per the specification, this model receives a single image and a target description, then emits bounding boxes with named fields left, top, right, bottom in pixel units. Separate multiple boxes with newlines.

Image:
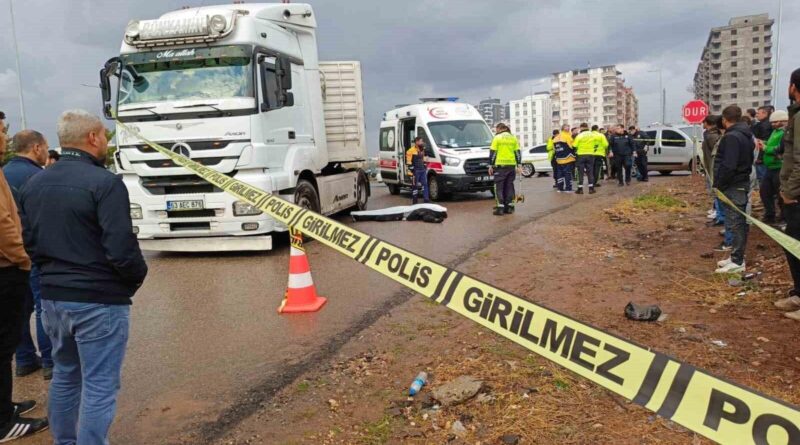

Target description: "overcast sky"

left=0, top=0, right=797, bottom=151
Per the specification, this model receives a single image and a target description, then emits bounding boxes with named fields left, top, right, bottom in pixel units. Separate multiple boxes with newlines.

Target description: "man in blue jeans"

left=20, top=110, right=148, bottom=444
left=3, top=130, right=53, bottom=380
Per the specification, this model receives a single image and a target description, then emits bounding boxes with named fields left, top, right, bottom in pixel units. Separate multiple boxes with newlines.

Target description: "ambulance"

left=378, top=99, right=495, bottom=200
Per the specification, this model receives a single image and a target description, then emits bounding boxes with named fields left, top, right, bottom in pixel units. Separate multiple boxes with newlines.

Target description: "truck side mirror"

left=100, top=57, right=121, bottom=120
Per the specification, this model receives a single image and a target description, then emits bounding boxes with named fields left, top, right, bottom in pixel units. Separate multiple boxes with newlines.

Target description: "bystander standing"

left=759, top=110, right=787, bottom=225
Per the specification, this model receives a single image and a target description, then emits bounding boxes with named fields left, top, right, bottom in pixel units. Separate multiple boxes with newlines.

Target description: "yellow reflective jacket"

left=490, top=132, right=521, bottom=166
left=592, top=131, right=609, bottom=156
left=573, top=130, right=598, bottom=156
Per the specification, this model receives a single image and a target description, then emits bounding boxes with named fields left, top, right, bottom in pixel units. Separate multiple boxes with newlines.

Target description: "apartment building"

left=694, top=14, right=774, bottom=114
left=477, top=98, right=506, bottom=127
left=508, top=92, right=552, bottom=148
left=550, top=65, right=638, bottom=129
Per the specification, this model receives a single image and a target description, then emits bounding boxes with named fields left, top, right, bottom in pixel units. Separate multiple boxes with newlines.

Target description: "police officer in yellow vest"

left=488, top=123, right=521, bottom=215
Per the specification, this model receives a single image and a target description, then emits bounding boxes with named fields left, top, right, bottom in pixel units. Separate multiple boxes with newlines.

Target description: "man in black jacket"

left=713, top=105, right=755, bottom=274
left=19, top=109, right=147, bottom=443
left=608, top=125, right=636, bottom=186
left=629, top=126, right=649, bottom=182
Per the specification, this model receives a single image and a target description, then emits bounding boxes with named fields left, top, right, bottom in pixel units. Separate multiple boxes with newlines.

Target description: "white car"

left=520, top=144, right=553, bottom=178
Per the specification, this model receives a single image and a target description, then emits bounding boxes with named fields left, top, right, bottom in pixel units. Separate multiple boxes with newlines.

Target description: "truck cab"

left=100, top=4, right=369, bottom=251
left=378, top=99, right=495, bottom=200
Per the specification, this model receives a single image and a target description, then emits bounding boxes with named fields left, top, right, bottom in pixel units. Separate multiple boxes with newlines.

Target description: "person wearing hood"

left=714, top=105, right=755, bottom=274
left=759, top=110, right=788, bottom=225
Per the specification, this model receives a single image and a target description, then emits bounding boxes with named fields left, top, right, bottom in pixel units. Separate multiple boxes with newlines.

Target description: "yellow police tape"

left=116, top=120, right=798, bottom=445
left=715, top=190, right=800, bottom=259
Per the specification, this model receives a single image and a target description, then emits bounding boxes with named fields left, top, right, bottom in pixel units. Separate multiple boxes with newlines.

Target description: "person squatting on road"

left=714, top=105, right=755, bottom=275
left=3, top=130, right=53, bottom=381
left=0, top=130, right=49, bottom=443
left=760, top=110, right=788, bottom=225
left=573, top=123, right=597, bottom=194
left=405, top=136, right=429, bottom=205
left=20, top=110, right=148, bottom=445
left=553, top=131, right=576, bottom=192
left=489, top=123, right=521, bottom=215
left=608, top=125, right=636, bottom=186
left=776, top=68, right=800, bottom=320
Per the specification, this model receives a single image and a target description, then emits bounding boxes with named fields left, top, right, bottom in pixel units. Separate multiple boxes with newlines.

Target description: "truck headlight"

left=209, top=15, right=227, bottom=33
left=130, top=204, right=143, bottom=220
left=233, top=201, right=262, bottom=216
left=441, top=155, right=461, bottom=167
left=125, top=20, right=140, bottom=39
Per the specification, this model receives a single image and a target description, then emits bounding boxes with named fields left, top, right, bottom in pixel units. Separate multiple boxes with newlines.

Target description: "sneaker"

left=774, top=296, right=800, bottom=311
left=718, top=229, right=726, bottom=236
left=707, top=209, right=716, bottom=216
left=0, top=416, right=49, bottom=442
left=626, top=181, right=631, bottom=186
left=617, top=183, right=624, bottom=187
left=576, top=188, right=584, bottom=195
left=595, top=183, right=602, bottom=188
left=493, top=207, right=504, bottom=216
left=12, top=401, right=36, bottom=417
left=589, top=188, right=596, bottom=194
left=784, top=309, right=800, bottom=321
left=717, top=257, right=732, bottom=268
left=707, top=211, right=717, bottom=220
left=42, top=368, right=52, bottom=381
left=715, top=261, right=745, bottom=274
left=504, top=206, right=515, bottom=214
left=714, top=243, right=732, bottom=252
left=15, top=361, right=41, bottom=378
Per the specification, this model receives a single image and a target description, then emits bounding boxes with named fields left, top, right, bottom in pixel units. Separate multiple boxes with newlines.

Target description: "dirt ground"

left=212, top=175, right=800, bottom=445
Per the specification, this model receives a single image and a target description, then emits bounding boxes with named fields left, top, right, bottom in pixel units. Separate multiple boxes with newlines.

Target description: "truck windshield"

left=428, top=120, right=493, bottom=148
left=119, top=46, right=253, bottom=106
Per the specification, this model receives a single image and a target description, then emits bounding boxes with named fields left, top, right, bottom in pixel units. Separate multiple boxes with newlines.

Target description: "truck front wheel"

left=295, top=179, right=321, bottom=214
left=355, top=171, right=369, bottom=210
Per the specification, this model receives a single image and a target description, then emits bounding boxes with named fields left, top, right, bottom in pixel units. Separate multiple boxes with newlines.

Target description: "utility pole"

left=9, top=0, right=27, bottom=130
left=648, top=68, right=664, bottom=124
left=773, top=0, right=783, bottom=106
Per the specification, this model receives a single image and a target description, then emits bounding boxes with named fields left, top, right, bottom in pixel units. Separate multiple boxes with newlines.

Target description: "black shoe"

left=618, top=183, right=624, bottom=187
left=589, top=188, right=596, bottom=194
left=0, top=415, right=49, bottom=442
left=504, top=206, right=515, bottom=214
left=12, top=401, right=36, bottom=416
left=15, top=361, right=41, bottom=378
left=42, top=367, right=52, bottom=381
left=763, top=216, right=777, bottom=225
left=493, top=207, right=504, bottom=216
left=595, top=183, right=602, bottom=188
left=626, top=182, right=631, bottom=186
left=576, top=188, right=584, bottom=195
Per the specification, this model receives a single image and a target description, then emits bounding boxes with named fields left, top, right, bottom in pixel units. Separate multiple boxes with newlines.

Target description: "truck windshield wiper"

left=174, top=103, right=224, bottom=115
left=121, top=106, right=164, bottom=120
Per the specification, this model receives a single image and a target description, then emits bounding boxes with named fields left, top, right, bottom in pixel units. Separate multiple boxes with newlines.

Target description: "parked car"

left=637, top=125, right=696, bottom=175
left=520, top=144, right=553, bottom=178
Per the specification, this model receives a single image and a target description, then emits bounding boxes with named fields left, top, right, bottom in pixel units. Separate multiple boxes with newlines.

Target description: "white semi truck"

left=100, top=3, right=369, bottom=252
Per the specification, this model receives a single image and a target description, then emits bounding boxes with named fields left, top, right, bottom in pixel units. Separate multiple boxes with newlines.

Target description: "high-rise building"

left=508, top=92, right=552, bottom=148
left=550, top=65, right=638, bottom=130
left=694, top=14, right=774, bottom=114
left=477, top=98, right=506, bottom=127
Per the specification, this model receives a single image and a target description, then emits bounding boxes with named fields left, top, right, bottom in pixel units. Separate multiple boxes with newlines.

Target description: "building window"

left=731, top=50, right=737, bottom=57
left=731, top=29, right=737, bottom=36
left=753, top=69, right=759, bottom=75
left=752, top=80, right=759, bottom=86
left=752, top=58, right=759, bottom=65
left=753, top=101, right=759, bottom=107
left=731, top=82, right=737, bottom=88
left=764, top=79, right=771, bottom=86
left=731, top=61, right=737, bottom=68
left=731, top=93, right=737, bottom=99
left=752, top=26, right=759, bottom=31
left=764, top=68, right=770, bottom=75
left=753, top=48, right=759, bottom=54
left=753, top=36, right=760, bottom=43
left=764, top=57, right=771, bottom=64
left=731, top=72, right=737, bottom=78
left=764, top=90, right=771, bottom=96
left=731, top=40, right=737, bottom=45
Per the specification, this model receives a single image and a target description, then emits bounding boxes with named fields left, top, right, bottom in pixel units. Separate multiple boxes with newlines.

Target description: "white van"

left=637, top=125, right=696, bottom=175
left=378, top=99, right=495, bottom=200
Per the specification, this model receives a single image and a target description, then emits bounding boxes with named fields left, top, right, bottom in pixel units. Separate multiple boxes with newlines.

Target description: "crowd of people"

left=697, top=68, right=800, bottom=321
left=0, top=109, right=147, bottom=443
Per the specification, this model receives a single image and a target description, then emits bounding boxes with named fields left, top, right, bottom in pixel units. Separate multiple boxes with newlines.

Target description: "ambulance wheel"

left=521, top=163, right=535, bottom=178
left=428, top=174, right=447, bottom=201
left=295, top=179, right=320, bottom=214
left=387, top=183, right=400, bottom=195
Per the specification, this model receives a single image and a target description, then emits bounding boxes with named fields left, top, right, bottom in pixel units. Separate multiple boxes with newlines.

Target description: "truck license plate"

left=478, top=175, right=494, bottom=181
left=166, top=200, right=204, bottom=211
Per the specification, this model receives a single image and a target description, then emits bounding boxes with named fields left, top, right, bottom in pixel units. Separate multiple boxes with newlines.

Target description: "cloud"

left=0, top=0, right=796, bottom=151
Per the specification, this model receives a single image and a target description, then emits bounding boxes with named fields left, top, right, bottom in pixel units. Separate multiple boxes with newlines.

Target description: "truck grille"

left=130, top=140, right=241, bottom=153
left=141, top=157, right=228, bottom=168
left=141, top=174, right=228, bottom=196
left=464, top=158, right=491, bottom=175
left=166, top=209, right=216, bottom=218
left=170, top=222, right=210, bottom=231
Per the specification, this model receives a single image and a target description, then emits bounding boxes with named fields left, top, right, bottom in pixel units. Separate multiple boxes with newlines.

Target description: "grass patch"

left=296, top=381, right=310, bottom=393
left=360, top=414, right=393, bottom=445
left=632, top=193, right=687, bottom=211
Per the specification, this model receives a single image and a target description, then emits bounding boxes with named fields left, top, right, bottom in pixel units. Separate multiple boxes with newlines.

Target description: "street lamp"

left=648, top=67, right=665, bottom=124
left=9, top=0, right=27, bottom=130
left=772, top=0, right=783, bottom=106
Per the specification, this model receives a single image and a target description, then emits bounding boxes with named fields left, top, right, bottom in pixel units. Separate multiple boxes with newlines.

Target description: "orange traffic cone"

left=277, top=230, right=327, bottom=314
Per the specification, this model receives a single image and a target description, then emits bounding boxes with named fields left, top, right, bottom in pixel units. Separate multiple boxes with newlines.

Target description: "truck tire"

left=355, top=171, right=369, bottom=210
left=387, top=183, right=400, bottom=195
left=294, top=179, right=321, bottom=213
left=659, top=170, right=673, bottom=176
left=521, top=163, right=535, bottom=178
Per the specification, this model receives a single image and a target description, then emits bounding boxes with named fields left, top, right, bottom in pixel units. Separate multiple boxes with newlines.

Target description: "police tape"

left=116, top=120, right=799, bottom=445
left=715, top=190, right=800, bottom=260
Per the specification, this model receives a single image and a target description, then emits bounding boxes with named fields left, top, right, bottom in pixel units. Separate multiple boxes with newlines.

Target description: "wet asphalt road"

left=14, top=173, right=681, bottom=444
